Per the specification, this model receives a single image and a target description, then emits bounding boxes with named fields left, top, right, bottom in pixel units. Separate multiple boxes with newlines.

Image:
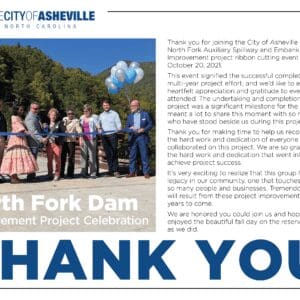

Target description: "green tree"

left=29, top=71, right=53, bottom=108
left=49, top=62, right=66, bottom=108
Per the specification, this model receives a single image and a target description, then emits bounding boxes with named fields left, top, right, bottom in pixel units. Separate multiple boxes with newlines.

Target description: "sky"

left=0, top=39, right=155, bottom=75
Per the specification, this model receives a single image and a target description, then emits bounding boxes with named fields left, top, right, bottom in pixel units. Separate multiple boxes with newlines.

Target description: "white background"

left=2, top=0, right=300, bottom=298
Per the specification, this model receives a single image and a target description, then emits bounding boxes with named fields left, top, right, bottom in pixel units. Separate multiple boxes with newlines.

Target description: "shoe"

left=10, top=178, right=22, bottom=184
left=144, top=174, right=150, bottom=179
left=65, top=175, right=74, bottom=179
left=101, top=172, right=110, bottom=177
left=81, top=173, right=90, bottom=178
left=27, top=174, right=37, bottom=182
left=90, top=175, right=97, bottom=179
left=27, top=177, right=39, bottom=183
left=126, top=173, right=136, bottom=178
left=53, top=176, right=60, bottom=181
left=114, top=172, right=121, bottom=178
left=47, top=175, right=54, bottom=181
left=0, top=177, right=5, bottom=184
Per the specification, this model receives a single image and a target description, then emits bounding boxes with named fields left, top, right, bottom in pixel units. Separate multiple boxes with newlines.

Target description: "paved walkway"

left=0, top=157, right=155, bottom=232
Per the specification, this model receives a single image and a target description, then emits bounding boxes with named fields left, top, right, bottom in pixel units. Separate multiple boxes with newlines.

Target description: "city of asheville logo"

left=0, top=10, right=96, bottom=30
left=0, top=10, right=96, bottom=21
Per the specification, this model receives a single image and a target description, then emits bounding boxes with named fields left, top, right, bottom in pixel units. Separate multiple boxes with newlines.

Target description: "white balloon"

left=105, top=76, right=113, bottom=86
left=111, top=66, right=118, bottom=76
left=115, top=68, right=126, bottom=83
left=116, top=60, right=128, bottom=71
left=129, top=61, right=140, bottom=69
left=108, top=82, right=118, bottom=90
left=134, top=68, right=144, bottom=84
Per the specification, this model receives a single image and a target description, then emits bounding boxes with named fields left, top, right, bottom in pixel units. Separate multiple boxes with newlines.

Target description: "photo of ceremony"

left=0, top=38, right=156, bottom=232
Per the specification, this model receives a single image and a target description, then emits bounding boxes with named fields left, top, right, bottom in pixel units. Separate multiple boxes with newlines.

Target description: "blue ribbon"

left=0, top=130, right=121, bottom=137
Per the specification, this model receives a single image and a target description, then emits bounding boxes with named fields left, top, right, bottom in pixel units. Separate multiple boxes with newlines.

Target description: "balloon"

left=108, top=87, right=119, bottom=94
left=116, top=60, right=128, bottom=71
left=108, top=82, right=117, bottom=89
left=133, top=68, right=144, bottom=84
left=107, top=82, right=119, bottom=94
left=111, top=75, right=124, bottom=88
left=129, top=61, right=140, bottom=69
left=125, top=68, right=137, bottom=84
left=105, top=76, right=113, bottom=87
left=115, top=68, right=126, bottom=83
left=111, top=66, right=118, bottom=76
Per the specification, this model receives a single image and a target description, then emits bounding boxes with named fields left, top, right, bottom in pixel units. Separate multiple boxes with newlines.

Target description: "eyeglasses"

left=32, top=107, right=40, bottom=111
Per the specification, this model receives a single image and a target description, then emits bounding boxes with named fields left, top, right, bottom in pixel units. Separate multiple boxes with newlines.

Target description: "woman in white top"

left=79, top=104, right=99, bottom=178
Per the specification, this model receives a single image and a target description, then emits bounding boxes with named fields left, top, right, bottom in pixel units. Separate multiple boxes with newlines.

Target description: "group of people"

left=0, top=98, right=153, bottom=184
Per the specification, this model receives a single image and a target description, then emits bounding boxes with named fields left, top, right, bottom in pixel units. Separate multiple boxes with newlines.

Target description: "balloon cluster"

left=105, top=61, right=144, bottom=95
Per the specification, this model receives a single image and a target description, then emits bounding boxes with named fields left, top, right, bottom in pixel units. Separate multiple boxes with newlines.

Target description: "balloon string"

left=124, top=85, right=131, bottom=104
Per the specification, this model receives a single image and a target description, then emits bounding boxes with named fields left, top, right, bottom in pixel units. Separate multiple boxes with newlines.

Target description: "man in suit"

left=24, top=102, right=47, bottom=181
left=0, top=99, right=7, bottom=183
left=125, top=99, right=153, bottom=179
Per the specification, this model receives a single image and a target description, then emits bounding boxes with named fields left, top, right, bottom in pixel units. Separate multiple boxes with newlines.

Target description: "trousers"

left=129, top=135, right=150, bottom=175
left=61, top=141, right=76, bottom=177
left=80, top=139, right=97, bottom=176
left=0, top=138, right=5, bottom=175
left=102, top=133, right=118, bottom=173
left=46, top=142, right=62, bottom=176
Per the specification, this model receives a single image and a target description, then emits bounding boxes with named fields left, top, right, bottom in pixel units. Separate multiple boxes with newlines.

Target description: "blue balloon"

left=108, top=86, right=119, bottom=94
left=111, top=75, right=119, bottom=85
left=111, top=75, right=124, bottom=88
left=107, top=82, right=119, bottom=94
left=125, top=68, right=137, bottom=84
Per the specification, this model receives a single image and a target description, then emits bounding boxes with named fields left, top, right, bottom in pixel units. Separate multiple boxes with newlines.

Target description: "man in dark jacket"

left=0, top=99, right=7, bottom=183
left=24, top=102, right=47, bottom=181
left=125, top=99, right=153, bottom=179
